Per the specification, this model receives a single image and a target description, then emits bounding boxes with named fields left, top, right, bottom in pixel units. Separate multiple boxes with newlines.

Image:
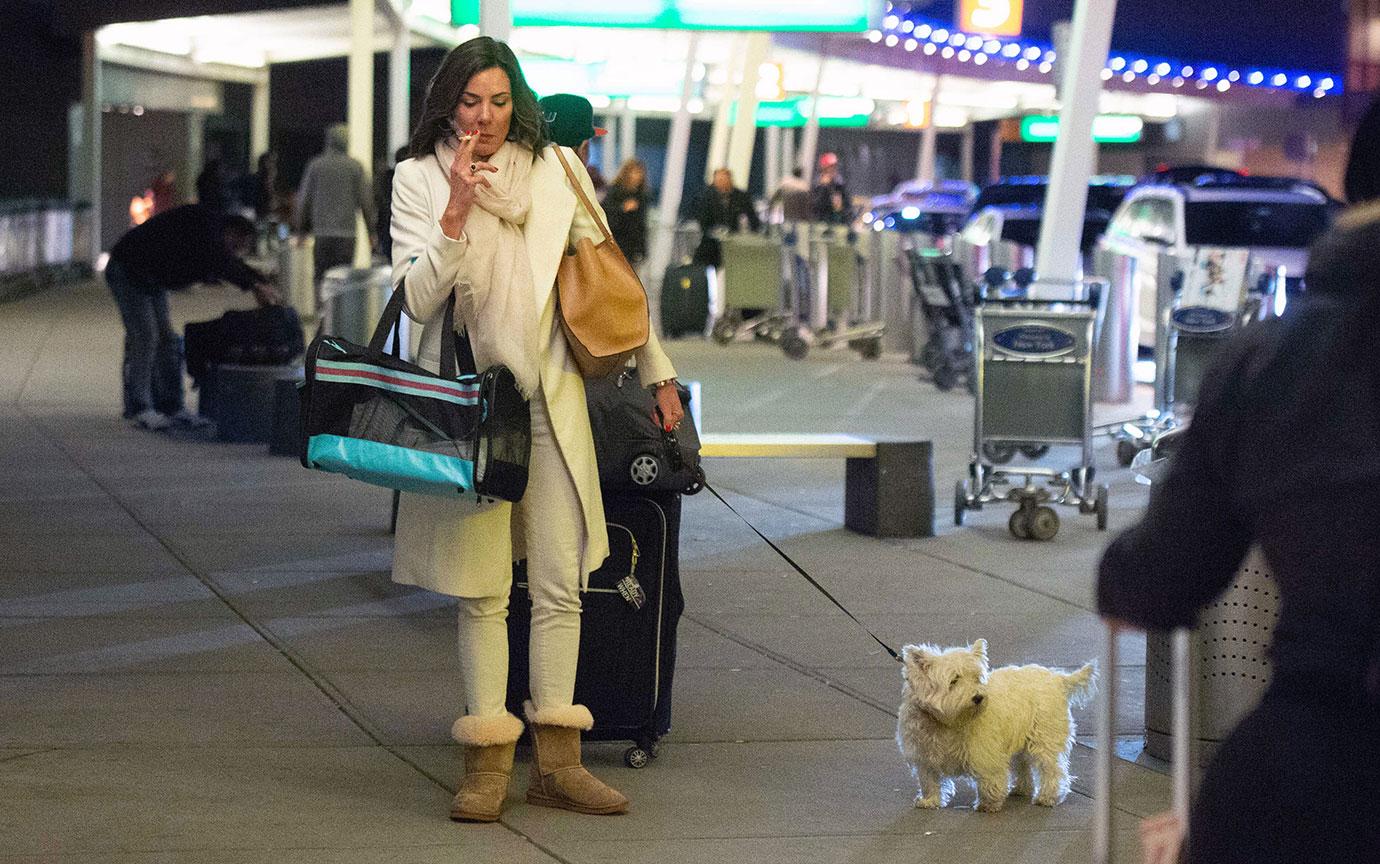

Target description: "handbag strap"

left=370, top=282, right=477, bottom=379
left=552, top=146, right=613, bottom=244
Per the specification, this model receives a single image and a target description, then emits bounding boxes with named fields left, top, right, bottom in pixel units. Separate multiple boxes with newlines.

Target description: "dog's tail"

left=1062, top=662, right=1098, bottom=707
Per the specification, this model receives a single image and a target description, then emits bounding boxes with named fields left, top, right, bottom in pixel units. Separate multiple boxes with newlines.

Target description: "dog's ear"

left=901, top=645, right=931, bottom=671
left=969, top=639, right=988, bottom=664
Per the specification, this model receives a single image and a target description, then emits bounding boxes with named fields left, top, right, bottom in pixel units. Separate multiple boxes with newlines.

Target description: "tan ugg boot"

left=523, top=701, right=629, bottom=815
left=450, top=712, right=524, bottom=822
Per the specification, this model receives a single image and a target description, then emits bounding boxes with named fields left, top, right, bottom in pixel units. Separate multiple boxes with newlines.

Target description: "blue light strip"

left=873, top=6, right=1341, bottom=97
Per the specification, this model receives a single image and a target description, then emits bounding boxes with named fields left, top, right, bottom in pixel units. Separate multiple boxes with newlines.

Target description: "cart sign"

left=1171, top=307, right=1234, bottom=333
left=959, top=0, right=1024, bottom=37
left=993, top=325, right=1077, bottom=357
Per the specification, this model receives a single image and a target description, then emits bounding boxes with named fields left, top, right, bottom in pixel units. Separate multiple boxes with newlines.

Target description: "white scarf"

left=435, top=139, right=541, bottom=397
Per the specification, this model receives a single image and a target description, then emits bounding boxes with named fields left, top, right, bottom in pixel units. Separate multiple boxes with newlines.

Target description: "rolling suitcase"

left=506, top=492, right=684, bottom=768
left=1095, top=626, right=1193, bottom=864
left=660, top=263, right=711, bottom=338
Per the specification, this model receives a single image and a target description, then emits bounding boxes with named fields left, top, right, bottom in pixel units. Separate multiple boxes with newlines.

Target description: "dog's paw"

left=975, top=799, right=1006, bottom=813
left=912, top=794, right=941, bottom=809
left=1032, top=793, right=1063, bottom=807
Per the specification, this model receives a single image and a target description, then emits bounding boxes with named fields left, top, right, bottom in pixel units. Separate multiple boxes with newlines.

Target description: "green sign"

left=1020, top=114, right=1145, bottom=144
left=731, top=99, right=872, bottom=128
left=452, top=0, right=880, bottom=31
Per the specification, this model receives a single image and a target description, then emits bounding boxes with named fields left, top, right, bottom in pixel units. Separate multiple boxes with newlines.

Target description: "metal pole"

left=989, top=123, right=1004, bottom=183
left=480, top=0, right=511, bottom=41
left=782, top=125, right=796, bottom=178
left=705, top=34, right=744, bottom=183
left=917, top=78, right=942, bottom=182
left=1034, top=0, right=1119, bottom=283
left=186, top=112, right=205, bottom=204
left=601, top=106, right=619, bottom=178
left=388, top=21, right=411, bottom=162
left=764, top=124, right=781, bottom=200
left=81, top=31, right=103, bottom=264
left=349, top=0, right=375, bottom=268
left=647, top=32, right=703, bottom=331
left=1093, top=624, right=1117, bottom=864
left=960, top=123, right=975, bottom=184
left=251, top=76, right=270, bottom=164
left=727, top=32, right=769, bottom=188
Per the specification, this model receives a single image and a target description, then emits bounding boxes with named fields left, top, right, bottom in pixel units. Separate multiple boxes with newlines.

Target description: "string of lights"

left=869, top=9, right=1341, bottom=98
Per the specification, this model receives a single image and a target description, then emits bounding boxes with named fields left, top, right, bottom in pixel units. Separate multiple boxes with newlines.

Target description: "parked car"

left=862, top=179, right=977, bottom=239
left=954, top=176, right=1134, bottom=280
left=1095, top=174, right=1336, bottom=348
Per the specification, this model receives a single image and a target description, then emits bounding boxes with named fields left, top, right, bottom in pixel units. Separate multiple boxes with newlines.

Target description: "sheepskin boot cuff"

left=452, top=712, right=524, bottom=747
left=522, top=700, right=594, bottom=731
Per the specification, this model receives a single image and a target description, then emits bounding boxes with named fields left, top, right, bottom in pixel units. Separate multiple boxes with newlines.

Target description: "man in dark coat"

left=693, top=168, right=760, bottom=266
left=106, top=205, right=278, bottom=430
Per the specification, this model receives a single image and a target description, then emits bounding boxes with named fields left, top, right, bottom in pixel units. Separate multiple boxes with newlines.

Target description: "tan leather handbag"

left=552, top=146, right=649, bottom=378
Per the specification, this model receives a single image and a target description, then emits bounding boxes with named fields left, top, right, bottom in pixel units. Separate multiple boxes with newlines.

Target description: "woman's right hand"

left=440, top=131, right=498, bottom=239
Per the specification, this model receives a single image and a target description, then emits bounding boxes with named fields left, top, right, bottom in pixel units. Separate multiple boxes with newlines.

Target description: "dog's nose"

left=972, top=694, right=984, bottom=705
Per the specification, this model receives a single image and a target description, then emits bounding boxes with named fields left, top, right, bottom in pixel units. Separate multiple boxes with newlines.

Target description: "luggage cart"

left=1105, top=248, right=1280, bottom=465
left=905, top=243, right=975, bottom=392
left=779, top=225, right=885, bottom=360
left=955, top=278, right=1110, bottom=540
left=710, top=231, right=795, bottom=346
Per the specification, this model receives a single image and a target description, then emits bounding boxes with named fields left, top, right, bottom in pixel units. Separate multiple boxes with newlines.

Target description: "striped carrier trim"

left=315, top=358, right=480, bottom=405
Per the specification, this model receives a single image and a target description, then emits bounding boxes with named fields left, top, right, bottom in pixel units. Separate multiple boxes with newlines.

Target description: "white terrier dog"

left=895, top=639, right=1097, bottom=812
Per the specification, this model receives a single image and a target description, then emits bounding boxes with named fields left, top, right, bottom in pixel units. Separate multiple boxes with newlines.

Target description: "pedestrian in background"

left=811, top=152, right=850, bottom=224
left=603, top=158, right=650, bottom=265
left=105, top=205, right=278, bottom=431
left=1097, top=204, right=1380, bottom=863
left=293, top=123, right=377, bottom=292
left=693, top=167, right=759, bottom=266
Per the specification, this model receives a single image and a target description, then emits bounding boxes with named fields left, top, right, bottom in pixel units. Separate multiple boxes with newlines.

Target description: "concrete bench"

left=698, top=433, right=934, bottom=538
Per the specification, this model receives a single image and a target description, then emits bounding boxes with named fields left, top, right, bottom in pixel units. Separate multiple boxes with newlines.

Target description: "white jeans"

left=457, top=388, right=583, bottom=718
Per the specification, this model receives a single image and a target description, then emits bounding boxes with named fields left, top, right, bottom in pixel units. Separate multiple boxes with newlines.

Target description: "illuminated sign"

left=1020, top=114, right=1145, bottom=144
left=958, top=0, right=1024, bottom=37
left=740, top=97, right=874, bottom=128
left=451, top=0, right=880, bottom=31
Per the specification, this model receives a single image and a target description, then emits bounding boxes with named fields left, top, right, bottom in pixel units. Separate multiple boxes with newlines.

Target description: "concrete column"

left=186, top=112, right=205, bottom=203
left=480, top=0, right=511, bottom=41
left=1035, top=0, right=1119, bottom=282
left=800, top=43, right=828, bottom=184
left=388, top=22, right=411, bottom=162
left=726, top=32, right=770, bottom=188
left=601, top=108, right=619, bottom=178
left=960, top=123, right=975, bottom=183
left=764, top=124, right=781, bottom=197
left=81, top=31, right=103, bottom=263
left=916, top=118, right=938, bottom=182
left=348, top=0, right=374, bottom=267
left=619, top=108, right=636, bottom=168
left=251, top=77, right=270, bottom=164
left=705, top=35, right=744, bottom=182
left=647, top=32, right=703, bottom=326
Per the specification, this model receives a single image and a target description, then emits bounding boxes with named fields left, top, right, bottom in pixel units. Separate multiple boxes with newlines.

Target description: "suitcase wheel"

left=623, top=746, right=650, bottom=769
left=630, top=454, right=660, bottom=487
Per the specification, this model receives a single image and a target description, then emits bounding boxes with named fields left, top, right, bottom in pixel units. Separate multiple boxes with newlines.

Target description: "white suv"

left=1096, top=174, right=1334, bottom=348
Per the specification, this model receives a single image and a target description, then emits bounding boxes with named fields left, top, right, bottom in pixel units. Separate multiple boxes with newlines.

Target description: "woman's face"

left=628, top=165, right=645, bottom=189
left=453, top=66, right=513, bottom=158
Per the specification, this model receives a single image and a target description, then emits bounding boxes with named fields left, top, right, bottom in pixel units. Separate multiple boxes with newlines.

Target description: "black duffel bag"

left=586, top=368, right=703, bottom=495
left=185, top=305, right=305, bottom=387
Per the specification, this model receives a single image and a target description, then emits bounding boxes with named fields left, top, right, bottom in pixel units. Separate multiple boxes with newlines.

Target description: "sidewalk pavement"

left=0, top=280, right=1170, bottom=863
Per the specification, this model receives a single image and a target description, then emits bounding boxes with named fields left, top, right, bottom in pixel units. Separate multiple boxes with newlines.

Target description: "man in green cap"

left=538, top=93, right=608, bottom=169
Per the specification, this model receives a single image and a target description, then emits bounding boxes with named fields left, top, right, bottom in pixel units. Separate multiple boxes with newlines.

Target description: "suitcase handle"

left=1095, top=625, right=1192, bottom=864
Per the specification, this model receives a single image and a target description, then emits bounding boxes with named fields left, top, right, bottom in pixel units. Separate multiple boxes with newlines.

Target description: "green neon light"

left=453, top=0, right=879, bottom=30
left=1020, top=114, right=1145, bottom=144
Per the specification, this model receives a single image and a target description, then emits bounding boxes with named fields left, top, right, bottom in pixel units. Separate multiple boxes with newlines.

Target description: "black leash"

left=702, top=481, right=901, bottom=663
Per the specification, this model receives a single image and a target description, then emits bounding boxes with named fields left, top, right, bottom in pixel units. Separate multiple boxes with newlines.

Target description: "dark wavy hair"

left=408, top=36, right=548, bottom=159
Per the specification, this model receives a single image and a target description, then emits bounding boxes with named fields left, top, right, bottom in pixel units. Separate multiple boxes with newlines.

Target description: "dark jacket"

left=811, top=178, right=850, bottom=224
left=109, top=205, right=263, bottom=293
left=603, top=185, right=648, bottom=260
left=1097, top=295, right=1380, bottom=861
left=697, top=186, right=760, bottom=234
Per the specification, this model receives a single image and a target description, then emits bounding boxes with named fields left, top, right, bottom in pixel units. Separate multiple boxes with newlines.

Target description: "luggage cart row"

left=0, top=200, right=92, bottom=296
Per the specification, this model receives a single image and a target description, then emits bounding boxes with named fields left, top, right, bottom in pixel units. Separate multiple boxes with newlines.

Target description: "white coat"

left=387, top=143, right=677, bottom=598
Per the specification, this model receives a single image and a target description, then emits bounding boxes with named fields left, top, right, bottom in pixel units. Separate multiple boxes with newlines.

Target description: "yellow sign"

left=958, top=0, right=1024, bottom=37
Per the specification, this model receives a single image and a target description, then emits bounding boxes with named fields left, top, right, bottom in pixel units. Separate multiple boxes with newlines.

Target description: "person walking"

left=1097, top=203, right=1380, bottom=863
left=388, top=36, right=684, bottom=823
left=105, top=205, right=278, bottom=430
left=602, top=158, right=650, bottom=265
left=293, top=123, right=377, bottom=292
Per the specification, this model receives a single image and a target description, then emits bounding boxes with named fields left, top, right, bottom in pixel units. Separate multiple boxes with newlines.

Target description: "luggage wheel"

left=1008, top=495, right=1058, bottom=541
left=683, top=466, right=706, bottom=496
left=630, top=454, right=660, bottom=487
left=623, top=740, right=658, bottom=769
